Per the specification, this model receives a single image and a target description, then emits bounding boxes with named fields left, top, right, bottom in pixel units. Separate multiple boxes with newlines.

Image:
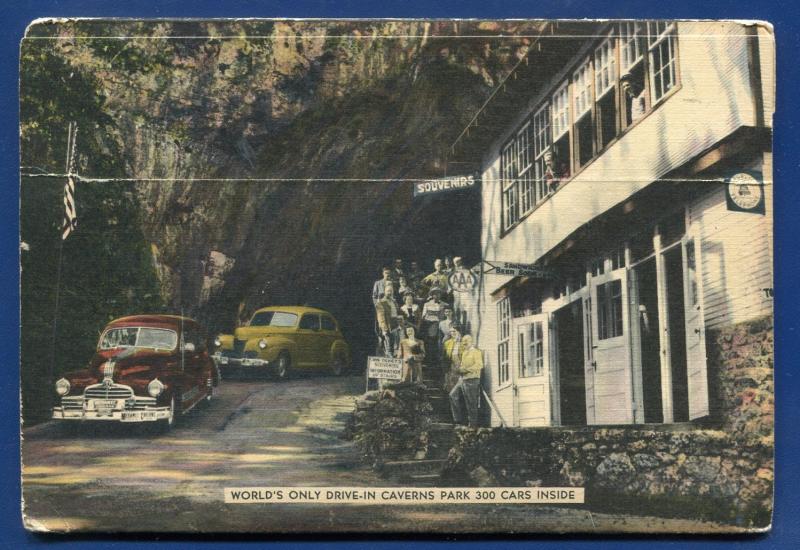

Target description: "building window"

left=594, top=32, right=618, bottom=149
left=520, top=321, right=544, bottom=377
left=620, top=22, right=648, bottom=128
left=532, top=103, right=551, bottom=202
left=517, top=124, right=534, bottom=215
left=647, top=21, right=678, bottom=102
left=686, top=238, right=699, bottom=307
left=620, top=21, right=644, bottom=72
left=597, top=279, right=623, bottom=340
left=550, top=82, right=571, bottom=185
left=497, top=298, right=511, bottom=384
left=501, top=143, right=518, bottom=230
left=573, top=59, right=594, bottom=168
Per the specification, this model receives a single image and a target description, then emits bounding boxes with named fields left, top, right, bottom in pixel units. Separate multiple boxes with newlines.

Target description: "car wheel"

left=158, top=396, right=176, bottom=432
left=275, top=352, right=291, bottom=380
left=329, top=353, right=348, bottom=376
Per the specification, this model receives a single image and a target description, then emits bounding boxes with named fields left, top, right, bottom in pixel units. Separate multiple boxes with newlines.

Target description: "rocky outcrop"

left=25, top=20, right=544, bottom=342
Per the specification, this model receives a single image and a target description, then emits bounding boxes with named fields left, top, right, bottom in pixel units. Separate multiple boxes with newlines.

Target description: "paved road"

left=21, top=375, right=734, bottom=534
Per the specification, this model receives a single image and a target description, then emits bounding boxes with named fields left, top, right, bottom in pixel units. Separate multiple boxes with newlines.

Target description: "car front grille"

left=233, top=339, right=246, bottom=357
left=61, top=397, right=84, bottom=411
left=84, top=383, right=134, bottom=400
left=127, top=397, right=157, bottom=410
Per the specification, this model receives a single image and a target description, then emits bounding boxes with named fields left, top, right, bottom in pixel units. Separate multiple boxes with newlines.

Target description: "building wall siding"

left=689, top=177, right=773, bottom=329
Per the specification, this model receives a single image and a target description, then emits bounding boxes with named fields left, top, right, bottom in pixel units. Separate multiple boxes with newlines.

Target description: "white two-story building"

left=451, top=20, right=774, bottom=428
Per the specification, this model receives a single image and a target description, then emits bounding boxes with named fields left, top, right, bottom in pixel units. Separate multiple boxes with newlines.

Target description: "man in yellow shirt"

left=449, top=335, right=483, bottom=426
left=442, top=325, right=464, bottom=392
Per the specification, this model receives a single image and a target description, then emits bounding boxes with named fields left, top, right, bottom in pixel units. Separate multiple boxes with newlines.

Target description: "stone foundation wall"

left=707, top=314, right=774, bottom=439
left=441, top=426, right=772, bottom=527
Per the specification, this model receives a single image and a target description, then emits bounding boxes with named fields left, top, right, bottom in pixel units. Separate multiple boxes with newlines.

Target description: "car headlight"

left=214, top=337, right=221, bottom=347
left=147, top=378, right=165, bottom=398
left=258, top=338, right=268, bottom=350
left=55, top=378, right=70, bottom=396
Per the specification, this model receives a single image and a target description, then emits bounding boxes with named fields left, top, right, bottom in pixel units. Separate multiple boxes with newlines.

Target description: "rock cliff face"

left=27, top=19, right=542, bottom=353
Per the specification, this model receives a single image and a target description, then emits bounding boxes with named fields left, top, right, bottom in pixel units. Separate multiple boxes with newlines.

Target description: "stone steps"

left=406, top=473, right=442, bottom=485
left=381, top=458, right=448, bottom=484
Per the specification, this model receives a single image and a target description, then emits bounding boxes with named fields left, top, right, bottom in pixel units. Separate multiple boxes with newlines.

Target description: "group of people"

left=372, top=257, right=483, bottom=427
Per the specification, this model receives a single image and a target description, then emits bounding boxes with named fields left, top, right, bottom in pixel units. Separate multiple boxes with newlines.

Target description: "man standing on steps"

left=442, top=324, right=464, bottom=392
left=372, top=266, right=394, bottom=306
left=376, top=285, right=402, bottom=357
left=449, top=335, right=483, bottom=427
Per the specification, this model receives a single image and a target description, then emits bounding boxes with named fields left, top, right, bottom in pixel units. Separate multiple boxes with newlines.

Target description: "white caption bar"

left=224, top=487, right=583, bottom=505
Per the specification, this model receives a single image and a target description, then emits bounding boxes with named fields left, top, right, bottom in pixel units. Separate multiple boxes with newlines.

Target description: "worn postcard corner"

left=19, top=18, right=774, bottom=534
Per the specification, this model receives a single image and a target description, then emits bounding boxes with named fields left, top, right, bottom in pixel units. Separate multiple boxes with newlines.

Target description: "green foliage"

left=20, top=39, right=165, bottom=424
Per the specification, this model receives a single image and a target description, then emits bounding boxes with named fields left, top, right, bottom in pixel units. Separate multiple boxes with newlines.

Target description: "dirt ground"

left=21, top=375, right=741, bottom=534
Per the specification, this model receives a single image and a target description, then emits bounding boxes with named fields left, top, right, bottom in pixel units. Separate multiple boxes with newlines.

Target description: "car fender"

left=329, top=339, right=351, bottom=365
left=244, top=336, right=297, bottom=362
left=215, top=333, right=234, bottom=352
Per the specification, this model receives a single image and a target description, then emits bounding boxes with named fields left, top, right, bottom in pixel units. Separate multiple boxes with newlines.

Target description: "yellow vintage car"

left=213, top=306, right=350, bottom=379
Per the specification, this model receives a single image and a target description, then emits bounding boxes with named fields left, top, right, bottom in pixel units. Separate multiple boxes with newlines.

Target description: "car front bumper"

left=213, top=353, right=271, bottom=368
left=53, top=396, right=171, bottom=422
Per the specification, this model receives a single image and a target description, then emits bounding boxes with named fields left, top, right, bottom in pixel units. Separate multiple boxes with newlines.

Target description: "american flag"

left=62, top=122, right=78, bottom=240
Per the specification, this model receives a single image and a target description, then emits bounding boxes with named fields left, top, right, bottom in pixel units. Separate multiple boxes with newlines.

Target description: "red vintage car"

left=52, top=315, right=220, bottom=430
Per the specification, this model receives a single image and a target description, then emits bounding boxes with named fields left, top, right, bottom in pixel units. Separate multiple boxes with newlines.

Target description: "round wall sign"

left=727, top=172, right=763, bottom=211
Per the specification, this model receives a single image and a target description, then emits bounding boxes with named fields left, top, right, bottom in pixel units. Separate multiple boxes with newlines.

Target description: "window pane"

left=686, top=239, right=698, bottom=306
left=573, top=61, right=593, bottom=117
left=321, top=315, right=336, bottom=331
left=533, top=104, right=551, bottom=157
left=551, top=83, right=570, bottom=139
left=497, top=298, right=511, bottom=384
left=620, top=21, right=644, bottom=71
left=648, top=25, right=677, bottom=102
left=594, top=33, right=616, bottom=97
left=299, top=314, right=320, bottom=330
left=597, top=283, right=608, bottom=340
left=597, top=280, right=623, bottom=340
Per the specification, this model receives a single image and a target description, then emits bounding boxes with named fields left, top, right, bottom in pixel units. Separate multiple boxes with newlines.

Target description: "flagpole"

left=47, top=122, right=77, bottom=389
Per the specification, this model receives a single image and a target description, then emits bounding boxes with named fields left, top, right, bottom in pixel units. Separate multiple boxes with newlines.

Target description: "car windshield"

left=249, top=311, right=298, bottom=327
left=99, top=327, right=178, bottom=351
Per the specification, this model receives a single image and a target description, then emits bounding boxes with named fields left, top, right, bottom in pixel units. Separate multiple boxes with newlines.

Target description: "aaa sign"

left=449, top=268, right=477, bottom=293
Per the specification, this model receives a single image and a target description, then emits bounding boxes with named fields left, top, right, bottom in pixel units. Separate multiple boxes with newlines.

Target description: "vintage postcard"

left=19, top=19, right=774, bottom=534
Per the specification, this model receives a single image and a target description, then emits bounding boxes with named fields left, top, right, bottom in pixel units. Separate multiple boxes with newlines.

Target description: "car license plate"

left=219, top=356, right=229, bottom=365
left=95, top=399, right=116, bottom=415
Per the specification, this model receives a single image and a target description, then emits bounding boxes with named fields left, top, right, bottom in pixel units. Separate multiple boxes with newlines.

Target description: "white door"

left=590, top=267, right=634, bottom=424
left=511, top=314, right=552, bottom=427
left=683, top=236, right=710, bottom=419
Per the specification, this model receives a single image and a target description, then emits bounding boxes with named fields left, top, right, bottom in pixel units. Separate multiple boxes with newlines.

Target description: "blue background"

left=2, top=0, right=797, bottom=547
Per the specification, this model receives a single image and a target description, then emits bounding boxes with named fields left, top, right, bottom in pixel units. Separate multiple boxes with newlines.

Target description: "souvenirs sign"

left=413, top=173, right=479, bottom=197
